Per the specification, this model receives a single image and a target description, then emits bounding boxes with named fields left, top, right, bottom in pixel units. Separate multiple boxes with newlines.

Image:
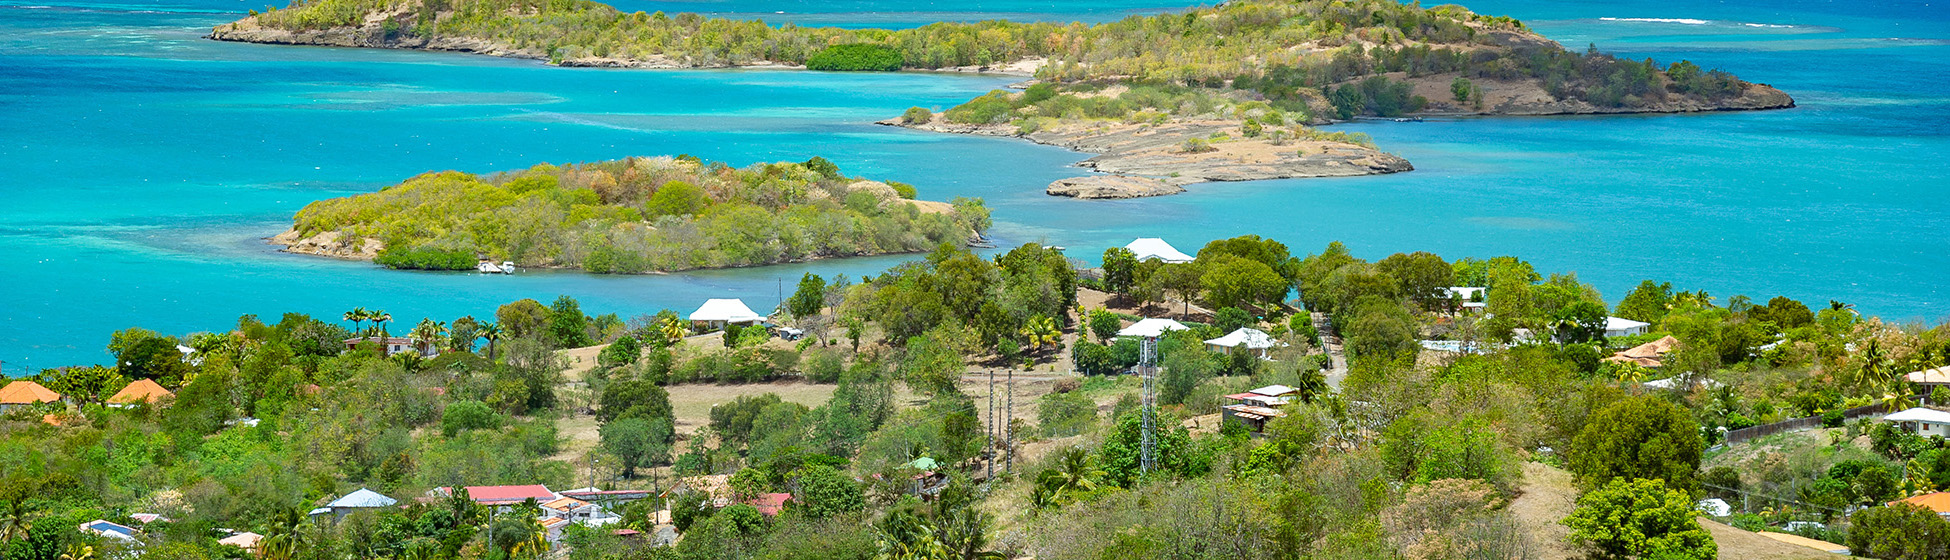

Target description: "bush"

left=1847, top=503, right=1950, bottom=560
left=441, top=400, right=499, bottom=436
left=1821, top=409, right=1845, bottom=428
left=1178, top=137, right=1216, bottom=153
left=1039, top=390, right=1097, bottom=438
left=887, top=181, right=917, bottom=200
left=944, top=90, right=1017, bottom=124
left=1563, top=478, right=1717, bottom=560
left=375, top=245, right=475, bottom=270
left=901, top=106, right=933, bottom=124
left=1569, top=395, right=1704, bottom=492
left=804, top=43, right=903, bottom=71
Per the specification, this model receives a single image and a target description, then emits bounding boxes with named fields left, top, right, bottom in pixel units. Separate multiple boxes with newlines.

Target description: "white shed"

left=688, top=299, right=767, bottom=330
left=1124, top=238, right=1195, bottom=263
left=1886, top=407, right=1950, bottom=438
left=1116, top=318, right=1190, bottom=338
left=1205, top=328, right=1285, bottom=358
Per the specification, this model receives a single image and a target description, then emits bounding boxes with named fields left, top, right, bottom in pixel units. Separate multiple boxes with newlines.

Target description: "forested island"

left=209, top=0, right=1793, bottom=198
left=275, top=155, right=991, bottom=272
left=6, top=235, right=1948, bottom=560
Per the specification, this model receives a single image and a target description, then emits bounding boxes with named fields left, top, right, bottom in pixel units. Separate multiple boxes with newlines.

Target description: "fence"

left=1724, top=400, right=1895, bottom=445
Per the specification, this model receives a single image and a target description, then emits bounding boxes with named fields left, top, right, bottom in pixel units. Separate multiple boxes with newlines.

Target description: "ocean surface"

left=1, top=0, right=1946, bottom=370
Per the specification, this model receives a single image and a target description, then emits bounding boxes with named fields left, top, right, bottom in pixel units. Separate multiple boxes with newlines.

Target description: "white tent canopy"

left=1205, top=328, right=1282, bottom=350
left=328, top=488, right=399, bottom=509
left=1124, top=238, right=1194, bottom=263
left=688, top=299, right=767, bottom=325
left=1886, top=407, right=1950, bottom=424
left=1117, top=318, right=1190, bottom=338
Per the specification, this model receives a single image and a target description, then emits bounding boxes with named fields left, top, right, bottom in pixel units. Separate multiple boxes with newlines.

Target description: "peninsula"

left=276, top=155, right=990, bottom=273
left=210, top=0, right=1794, bottom=198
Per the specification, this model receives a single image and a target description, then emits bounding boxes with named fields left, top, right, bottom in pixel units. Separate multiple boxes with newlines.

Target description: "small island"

left=276, top=155, right=991, bottom=272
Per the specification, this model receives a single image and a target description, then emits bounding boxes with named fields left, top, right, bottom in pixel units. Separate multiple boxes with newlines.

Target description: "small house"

left=1884, top=407, right=1950, bottom=438
left=1205, top=328, right=1284, bottom=359
left=343, top=337, right=435, bottom=358
left=0, top=381, right=60, bottom=410
left=687, top=299, right=767, bottom=331
left=1441, top=287, right=1488, bottom=311
left=1604, top=317, right=1652, bottom=339
left=1896, top=492, right=1950, bottom=518
left=745, top=493, right=792, bottom=517
left=1123, top=238, right=1195, bottom=264
left=107, top=379, right=173, bottom=408
left=431, top=484, right=558, bottom=511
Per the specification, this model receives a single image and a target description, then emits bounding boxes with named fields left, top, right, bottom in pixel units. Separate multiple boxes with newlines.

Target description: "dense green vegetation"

left=11, top=231, right=1950, bottom=560
left=240, top=0, right=1763, bottom=113
left=803, top=44, right=902, bottom=71
left=290, top=155, right=988, bottom=273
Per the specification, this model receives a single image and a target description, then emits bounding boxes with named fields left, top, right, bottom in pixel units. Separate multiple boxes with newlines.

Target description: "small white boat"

left=477, top=260, right=516, bottom=274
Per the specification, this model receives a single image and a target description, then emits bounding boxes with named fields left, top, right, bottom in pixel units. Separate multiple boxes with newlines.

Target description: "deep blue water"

left=2, top=0, right=1946, bottom=370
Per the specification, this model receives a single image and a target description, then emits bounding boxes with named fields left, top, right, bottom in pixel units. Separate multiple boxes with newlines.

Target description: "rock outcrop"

left=1046, top=176, right=1189, bottom=199
left=269, top=229, right=383, bottom=260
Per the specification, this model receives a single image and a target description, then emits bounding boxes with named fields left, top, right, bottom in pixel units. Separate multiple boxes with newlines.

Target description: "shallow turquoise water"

left=1, top=0, right=1945, bottom=369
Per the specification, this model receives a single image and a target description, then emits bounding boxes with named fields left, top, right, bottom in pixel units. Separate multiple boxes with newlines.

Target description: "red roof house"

left=436, top=485, right=557, bottom=505
left=745, top=493, right=792, bottom=517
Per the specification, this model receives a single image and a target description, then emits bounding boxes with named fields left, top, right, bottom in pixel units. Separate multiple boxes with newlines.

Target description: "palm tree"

left=58, top=544, right=93, bottom=560
left=372, top=310, right=393, bottom=341
left=1031, top=447, right=1102, bottom=508
left=0, top=482, right=32, bottom=541
left=410, top=319, right=447, bottom=356
left=344, top=307, right=369, bottom=339
left=478, top=322, right=503, bottom=361
left=1019, top=315, right=1061, bottom=354
left=658, top=316, right=688, bottom=344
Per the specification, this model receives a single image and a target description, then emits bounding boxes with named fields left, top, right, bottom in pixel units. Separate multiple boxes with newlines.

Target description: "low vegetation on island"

left=278, top=155, right=990, bottom=272
left=8, top=234, right=1950, bottom=560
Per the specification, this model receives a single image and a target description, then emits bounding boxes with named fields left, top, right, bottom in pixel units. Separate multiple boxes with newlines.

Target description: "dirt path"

left=1312, top=311, right=1347, bottom=388
left=1509, top=462, right=1578, bottom=560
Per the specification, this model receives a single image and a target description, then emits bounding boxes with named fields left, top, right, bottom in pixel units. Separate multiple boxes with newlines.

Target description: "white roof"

left=327, top=488, right=398, bottom=509
left=688, top=299, right=766, bottom=323
left=1124, top=238, right=1194, bottom=263
left=1442, top=286, right=1486, bottom=298
left=1605, top=317, right=1651, bottom=330
left=1117, top=318, right=1190, bottom=338
left=1205, top=328, right=1283, bottom=349
left=1249, top=385, right=1297, bottom=396
left=218, top=532, right=263, bottom=548
left=1886, top=407, right=1950, bottom=424
left=1907, top=366, right=1950, bottom=385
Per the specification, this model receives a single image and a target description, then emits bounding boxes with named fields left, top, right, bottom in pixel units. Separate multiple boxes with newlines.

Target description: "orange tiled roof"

left=0, top=381, right=60, bottom=405
left=1898, top=492, right=1950, bottom=514
left=108, top=379, right=172, bottom=404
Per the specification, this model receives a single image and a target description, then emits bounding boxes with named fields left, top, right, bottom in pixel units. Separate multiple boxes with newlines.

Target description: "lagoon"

left=1, top=0, right=1946, bottom=369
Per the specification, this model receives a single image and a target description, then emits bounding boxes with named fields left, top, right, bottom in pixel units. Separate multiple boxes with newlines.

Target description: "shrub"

left=375, top=245, right=475, bottom=270
left=441, top=400, right=499, bottom=436
left=1178, top=137, right=1215, bottom=153
left=1569, top=395, right=1704, bottom=492
left=887, top=181, right=917, bottom=199
left=1039, top=390, right=1097, bottom=438
left=944, top=90, right=1017, bottom=124
left=1847, top=503, right=1950, bottom=560
left=1563, top=478, right=1717, bottom=560
left=901, top=106, right=932, bottom=124
left=804, top=43, right=902, bottom=71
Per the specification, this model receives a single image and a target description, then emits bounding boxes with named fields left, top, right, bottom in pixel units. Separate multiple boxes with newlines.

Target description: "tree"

left=1562, top=478, right=1717, bottom=560
left=1160, top=349, right=1217, bottom=405
left=1031, top=447, right=1104, bottom=508
left=1450, top=76, right=1475, bottom=101
left=1377, top=251, right=1453, bottom=311
left=1570, top=396, right=1704, bottom=492
left=789, top=273, right=827, bottom=320
left=791, top=464, right=865, bottom=520
left=598, top=379, right=672, bottom=424
left=1020, top=315, right=1061, bottom=354
left=1615, top=281, right=1674, bottom=324
left=1847, top=503, right=1950, bottom=560
left=1213, top=307, right=1253, bottom=334
left=1154, top=262, right=1205, bottom=317
left=477, top=322, right=504, bottom=360
left=647, top=180, right=711, bottom=217
left=601, top=417, right=674, bottom=478
left=344, top=307, right=370, bottom=337
left=410, top=318, right=447, bottom=356
left=1101, top=247, right=1138, bottom=294
left=550, top=295, right=591, bottom=348
left=597, top=335, right=640, bottom=370
left=1086, top=310, right=1121, bottom=343
left=1202, top=256, right=1287, bottom=311
left=496, top=299, right=550, bottom=339
left=1553, top=300, right=1608, bottom=344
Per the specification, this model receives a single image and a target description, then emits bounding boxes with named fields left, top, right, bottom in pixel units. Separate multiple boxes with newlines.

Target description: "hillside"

left=277, top=155, right=990, bottom=272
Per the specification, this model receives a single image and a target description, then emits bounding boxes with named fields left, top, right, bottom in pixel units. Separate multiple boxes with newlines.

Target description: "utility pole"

left=987, top=369, right=995, bottom=481
left=1006, top=368, right=1015, bottom=473
left=1140, top=336, right=1157, bottom=475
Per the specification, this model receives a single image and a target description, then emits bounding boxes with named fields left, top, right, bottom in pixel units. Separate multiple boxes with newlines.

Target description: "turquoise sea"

left=2, top=0, right=1946, bottom=370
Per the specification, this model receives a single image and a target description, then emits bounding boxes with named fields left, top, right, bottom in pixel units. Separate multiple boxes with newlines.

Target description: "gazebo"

left=1124, top=238, right=1195, bottom=263
left=1205, top=328, right=1285, bottom=358
left=687, top=299, right=767, bottom=330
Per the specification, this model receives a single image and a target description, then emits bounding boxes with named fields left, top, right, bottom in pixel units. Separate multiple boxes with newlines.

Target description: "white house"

left=343, top=337, right=437, bottom=358
left=1205, top=328, right=1285, bottom=358
left=1441, top=287, right=1487, bottom=310
left=1124, top=238, right=1195, bottom=263
left=1116, top=318, right=1190, bottom=338
left=1604, top=317, right=1652, bottom=338
left=309, top=487, right=399, bottom=519
left=1885, top=407, right=1950, bottom=438
left=687, top=299, right=767, bottom=330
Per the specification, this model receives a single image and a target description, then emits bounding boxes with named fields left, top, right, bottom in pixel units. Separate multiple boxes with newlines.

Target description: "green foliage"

left=597, top=378, right=671, bottom=424
left=1451, top=76, right=1475, bottom=101
left=1097, top=414, right=1212, bottom=487
left=596, top=335, right=639, bottom=370
left=790, top=464, right=865, bottom=519
left=944, top=90, right=1017, bottom=124
left=901, top=106, right=933, bottom=124
left=1569, top=396, right=1704, bottom=492
left=374, top=245, right=475, bottom=270
left=291, top=157, right=987, bottom=273
left=600, top=416, right=674, bottom=478
left=440, top=400, right=498, bottom=436
left=1562, top=478, right=1718, bottom=560
left=1101, top=247, right=1138, bottom=294
left=1038, top=389, right=1097, bottom=438
left=1616, top=280, right=1674, bottom=324
left=1848, top=503, right=1950, bottom=560
left=789, top=273, right=827, bottom=319
left=1086, top=310, right=1121, bottom=343
left=804, top=43, right=903, bottom=71
left=549, top=294, right=591, bottom=348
